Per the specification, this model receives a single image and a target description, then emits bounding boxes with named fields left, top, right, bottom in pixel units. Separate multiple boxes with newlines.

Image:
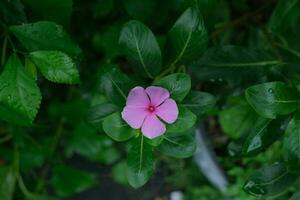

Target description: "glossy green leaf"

left=181, top=91, right=216, bottom=116
left=127, top=135, right=154, bottom=188
left=220, top=101, right=257, bottom=139
left=102, top=112, right=136, bottom=142
left=0, top=166, right=16, bottom=200
left=245, top=82, right=298, bottom=119
left=283, top=111, right=300, bottom=170
left=97, top=64, right=134, bottom=106
left=119, top=20, right=162, bottom=78
left=9, top=21, right=81, bottom=57
left=158, top=130, right=196, bottom=158
left=0, top=54, right=41, bottom=125
left=167, top=106, right=196, bottom=133
left=190, top=46, right=279, bottom=80
left=51, top=164, right=97, bottom=197
left=228, top=117, right=283, bottom=157
left=86, top=103, right=119, bottom=130
left=154, top=73, right=191, bottom=102
left=22, top=0, right=72, bottom=26
left=243, top=162, right=299, bottom=197
left=29, top=51, right=80, bottom=84
left=164, top=7, right=208, bottom=65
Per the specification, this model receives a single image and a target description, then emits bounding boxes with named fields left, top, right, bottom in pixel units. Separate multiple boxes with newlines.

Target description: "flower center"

left=148, top=105, right=156, bottom=112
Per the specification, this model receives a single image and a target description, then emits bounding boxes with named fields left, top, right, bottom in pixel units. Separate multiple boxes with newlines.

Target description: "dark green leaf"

left=0, top=54, right=41, bottom=125
left=158, top=130, right=196, bottom=158
left=245, top=82, right=298, bottom=119
left=164, top=7, right=208, bottom=65
left=182, top=91, right=216, bottom=116
left=51, top=164, right=96, bottom=197
left=29, top=51, right=80, bottom=84
left=22, top=0, right=72, bottom=26
left=0, top=0, right=26, bottom=24
left=102, top=112, right=136, bottom=142
left=97, top=64, right=134, bottom=106
left=243, top=162, right=299, bottom=197
left=127, top=135, right=154, bottom=188
left=290, top=191, right=300, bottom=200
left=154, top=73, right=191, bottom=102
left=0, top=166, right=16, bottom=200
left=86, top=103, right=119, bottom=130
left=119, top=20, right=162, bottom=78
left=10, top=21, right=81, bottom=57
left=167, top=106, right=196, bottom=133
left=190, top=46, right=280, bottom=81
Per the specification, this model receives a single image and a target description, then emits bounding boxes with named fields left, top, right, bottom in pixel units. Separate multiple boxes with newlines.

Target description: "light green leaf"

left=0, top=54, right=41, bottom=125
left=119, top=20, right=162, bottom=78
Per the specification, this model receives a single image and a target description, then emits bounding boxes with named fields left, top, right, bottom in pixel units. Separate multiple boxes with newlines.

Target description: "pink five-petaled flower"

left=121, top=86, right=179, bottom=139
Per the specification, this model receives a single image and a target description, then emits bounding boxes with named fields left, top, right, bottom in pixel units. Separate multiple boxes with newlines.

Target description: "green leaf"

left=0, top=166, right=16, bottom=200
left=9, top=21, right=81, bottom=57
left=102, top=112, right=136, bottom=142
left=245, top=82, right=298, bottom=119
left=25, top=194, right=57, bottom=200
left=29, top=51, right=80, bottom=84
left=119, top=20, right=162, bottom=78
left=86, top=103, right=119, bottom=130
left=182, top=91, right=216, bottom=116
left=243, top=162, right=299, bottom=197
left=112, top=161, right=128, bottom=186
left=22, top=0, right=72, bottom=26
left=158, top=130, right=196, bottom=158
left=228, top=117, right=283, bottom=157
left=190, top=45, right=280, bottom=81
left=154, top=73, right=191, bottom=102
left=97, top=64, right=134, bottom=106
left=25, top=56, right=37, bottom=80
left=290, top=191, right=300, bottom=200
left=283, top=111, right=300, bottom=170
left=127, top=135, right=154, bottom=188
left=0, top=54, right=41, bottom=125
left=167, top=106, right=196, bottom=133
left=220, top=100, right=257, bottom=139
left=51, top=164, right=97, bottom=197
left=164, top=7, right=208, bottom=65
left=0, top=0, right=26, bottom=24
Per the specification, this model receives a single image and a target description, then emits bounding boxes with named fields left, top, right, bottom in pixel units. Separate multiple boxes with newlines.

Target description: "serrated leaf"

left=164, top=7, right=208, bottom=65
left=243, top=163, right=299, bottom=198
left=29, top=51, right=80, bottom=84
left=9, top=21, right=81, bottom=57
left=167, top=106, right=196, bottom=133
left=127, top=135, right=154, bottom=188
left=245, top=82, right=298, bottom=119
left=119, top=20, right=162, bottom=78
left=102, top=112, right=136, bottom=142
left=153, top=73, right=191, bottom=102
left=0, top=54, right=41, bottom=125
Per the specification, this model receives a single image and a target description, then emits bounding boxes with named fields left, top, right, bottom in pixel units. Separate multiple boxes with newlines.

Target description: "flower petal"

left=141, top=114, right=166, bottom=139
left=121, top=107, right=147, bottom=129
left=126, top=86, right=149, bottom=108
left=156, top=98, right=179, bottom=124
left=145, top=86, right=169, bottom=106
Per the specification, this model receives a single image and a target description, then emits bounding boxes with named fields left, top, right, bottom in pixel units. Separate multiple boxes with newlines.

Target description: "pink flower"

left=121, top=86, right=179, bottom=139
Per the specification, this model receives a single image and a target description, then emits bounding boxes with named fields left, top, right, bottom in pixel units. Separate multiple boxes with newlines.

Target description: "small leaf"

left=127, top=135, right=154, bottom=188
left=102, top=112, right=136, bottom=142
left=243, top=162, right=299, bottom=197
left=0, top=54, right=41, bottom=125
left=86, top=103, right=119, bottom=130
left=0, top=166, right=16, bottom=200
left=29, top=51, right=80, bottom=84
left=119, top=20, right=162, bottom=78
left=51, top=164, right=97, bottom=197
left=167, top=106, right=196, bottom=133
left=245, top=82, right=298, bottom=119
left=182, top=91, right=216, bottom=116
left=154, top=73, right=191, bottom=102
left=10, top=21, right=81, bottom=57
left=97, top=64, right=134, bottom=106
left=158, top=130, right=196, bottom=158
left=164, top=7, right=208, bottom=65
